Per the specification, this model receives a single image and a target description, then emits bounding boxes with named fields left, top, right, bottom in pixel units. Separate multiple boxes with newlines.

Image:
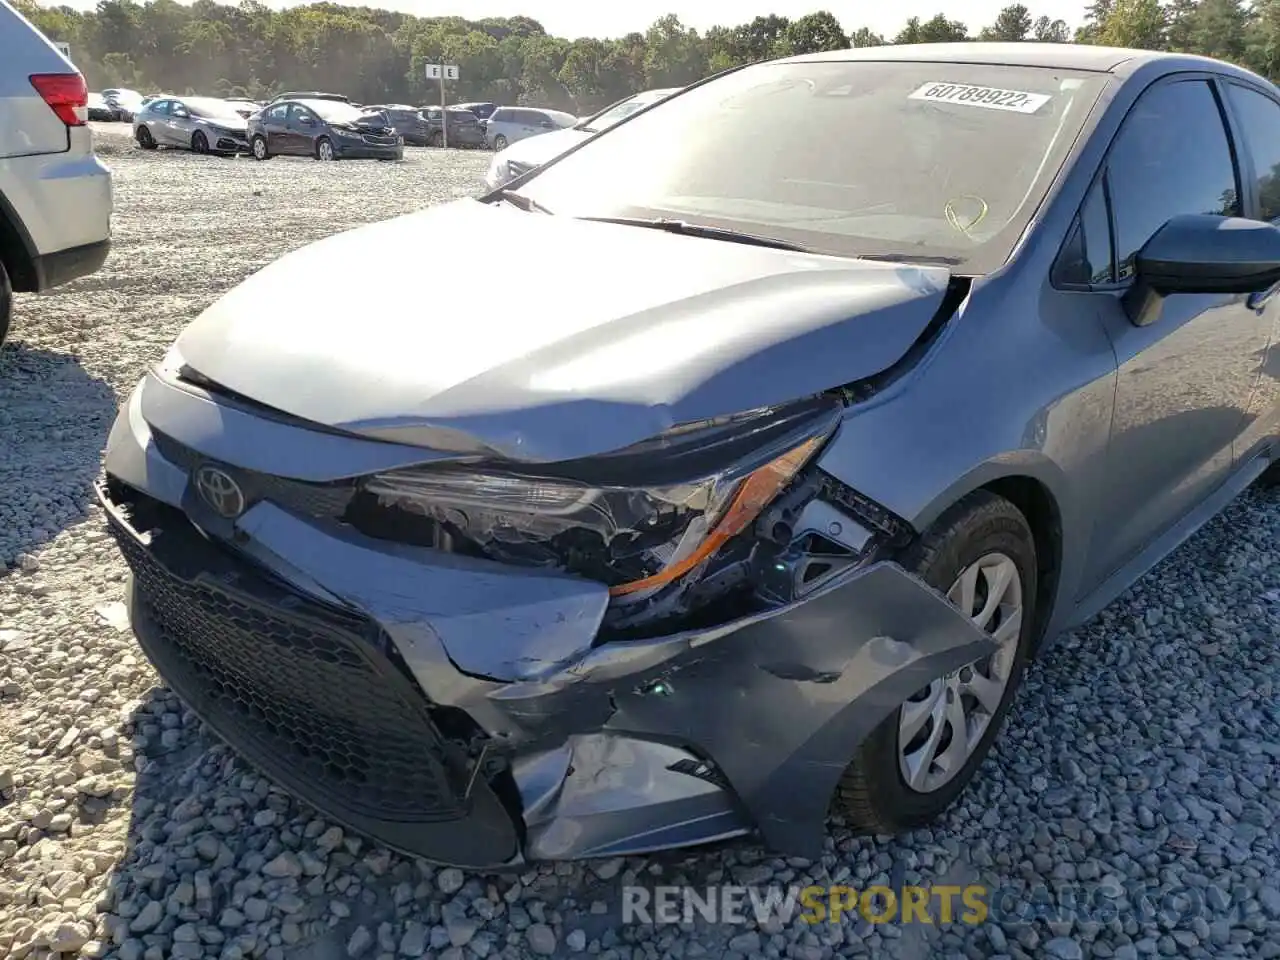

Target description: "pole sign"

left=423, top=64, right=460, bottom=148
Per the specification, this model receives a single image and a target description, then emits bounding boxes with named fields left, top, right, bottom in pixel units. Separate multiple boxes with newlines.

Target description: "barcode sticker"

left=909, top=81, right=1051, bottom=114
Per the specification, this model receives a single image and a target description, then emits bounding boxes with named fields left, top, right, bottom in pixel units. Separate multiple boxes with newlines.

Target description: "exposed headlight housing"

left=363, top=397, right=842, bottom=604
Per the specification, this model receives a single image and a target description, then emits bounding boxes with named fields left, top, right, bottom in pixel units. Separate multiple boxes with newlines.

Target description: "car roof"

left=778, top=41, right=1269, bottom=84
left=293, top=98, right=352, bottom=111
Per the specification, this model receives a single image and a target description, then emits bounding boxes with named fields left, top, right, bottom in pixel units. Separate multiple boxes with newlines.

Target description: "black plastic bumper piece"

left=100, top=482, right=520, bottom=868
left=33, top=238, right=110, bottom=292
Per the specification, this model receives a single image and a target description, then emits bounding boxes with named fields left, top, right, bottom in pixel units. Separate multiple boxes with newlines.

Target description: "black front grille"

left=362, top=133, right=399, bottom=145
left=151, top=430, right=355, bottom=519
left=107, top=491, right=467, bottom=824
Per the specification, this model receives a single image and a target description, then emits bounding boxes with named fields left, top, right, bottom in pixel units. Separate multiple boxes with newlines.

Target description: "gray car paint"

left=173, top=199, right=951, bottom=461
left=101, top=44, right=1280, bottom=865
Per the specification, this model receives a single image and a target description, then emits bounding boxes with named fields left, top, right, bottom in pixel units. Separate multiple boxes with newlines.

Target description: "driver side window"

left=1105, top=80, right=1239, bottom=281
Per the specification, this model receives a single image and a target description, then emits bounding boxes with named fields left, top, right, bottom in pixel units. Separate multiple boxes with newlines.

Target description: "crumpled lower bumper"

left=100, top=375, right=996, bottom=868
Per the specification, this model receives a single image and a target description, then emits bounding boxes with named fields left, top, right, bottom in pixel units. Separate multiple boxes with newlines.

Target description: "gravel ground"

left=2, top=122, right=1280, bottom=960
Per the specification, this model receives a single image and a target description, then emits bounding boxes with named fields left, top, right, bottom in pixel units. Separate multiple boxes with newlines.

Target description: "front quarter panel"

left=817, top=269, right=1118, bottom=637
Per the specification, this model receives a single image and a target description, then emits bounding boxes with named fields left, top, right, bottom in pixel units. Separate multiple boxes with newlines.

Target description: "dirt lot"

left=1, top=122, right=1280, bottom=960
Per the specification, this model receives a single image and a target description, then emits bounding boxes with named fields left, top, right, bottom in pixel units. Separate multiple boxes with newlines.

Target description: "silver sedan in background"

left=133, top=96, right=251, bottom=155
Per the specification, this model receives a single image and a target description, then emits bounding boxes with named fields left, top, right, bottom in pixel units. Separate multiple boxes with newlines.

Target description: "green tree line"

left=13, top=0, right=1280, bottom=113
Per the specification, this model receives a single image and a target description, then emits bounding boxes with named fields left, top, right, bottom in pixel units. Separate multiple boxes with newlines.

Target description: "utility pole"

left=424, top=63, right=460, bottom=149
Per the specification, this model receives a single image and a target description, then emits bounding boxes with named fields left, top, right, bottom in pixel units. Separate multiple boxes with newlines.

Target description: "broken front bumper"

left=100, top=375, right=995, bottom=869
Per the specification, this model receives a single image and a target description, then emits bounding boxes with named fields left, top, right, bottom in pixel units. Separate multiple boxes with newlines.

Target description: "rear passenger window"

left=1105, top=80, right=1239, bottom=280
left=1225, top=83, right=1280, bottom=223
left=1054, top=178, right=1114, bottom=286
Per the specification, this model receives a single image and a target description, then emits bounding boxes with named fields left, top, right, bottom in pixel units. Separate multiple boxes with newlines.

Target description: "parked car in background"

left=133, top=96, right=251, bottom=155
left=247, top=98, right=403, bottom=161
left=97, top=42, right=1280, bottom=870
left=454, top=101, right=498, bottom=121
left=0, top=0, right=112, bottom=347
left=266, top=91, right=349, bottom=106
left=87, top=91, right=115, bottom=121
left=420, top=106, right=485, bottom=147
left=485, top=88, right=680, bottom=189
left=483, top=106, right=576, bottom=150
left=362, top=104, right=427, bottom=145
left=103, top=87, right=143, bottom=122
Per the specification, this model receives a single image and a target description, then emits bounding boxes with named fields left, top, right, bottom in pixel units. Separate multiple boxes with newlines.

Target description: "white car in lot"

left=484, top=88, right=680, bottom=191
left=0, top=0, right=112, bottom=347
left=482, top=106, right=577, bottom=152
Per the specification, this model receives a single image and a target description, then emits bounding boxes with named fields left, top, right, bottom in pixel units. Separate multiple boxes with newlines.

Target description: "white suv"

left=0, top=0, right=112, bottom=347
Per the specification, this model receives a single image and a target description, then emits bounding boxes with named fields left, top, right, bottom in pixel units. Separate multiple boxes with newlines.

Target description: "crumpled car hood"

left=175, top=198, right=952, bottom=462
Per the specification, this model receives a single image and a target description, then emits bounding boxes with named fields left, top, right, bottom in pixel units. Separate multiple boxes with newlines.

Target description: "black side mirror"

left=299, top=116, right=314, bottom=126
left=1124, top=214, right=1280, bottom=326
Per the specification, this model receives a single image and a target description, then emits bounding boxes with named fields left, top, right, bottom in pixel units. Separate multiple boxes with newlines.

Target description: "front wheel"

left=191, top=131, right=209, bottom=154
left=251, top=135, right=269, bottom=161
left=135, top=126, right=156, bottom=150
left=428, top=130, right=444, bottom=148
left=0, top=256, right=11, bottom=349
left=316, top=137, right=335, bottom=161
left=833, top=491, right=1038, bottom=833
left=492, top=134, right=508, bottom=151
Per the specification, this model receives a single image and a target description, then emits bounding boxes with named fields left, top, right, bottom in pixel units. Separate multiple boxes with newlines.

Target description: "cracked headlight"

left=363, top=397, right=842, bottom=602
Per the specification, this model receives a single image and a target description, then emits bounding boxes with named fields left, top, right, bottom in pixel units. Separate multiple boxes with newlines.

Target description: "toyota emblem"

left=194, top=465, right=246, bottom=519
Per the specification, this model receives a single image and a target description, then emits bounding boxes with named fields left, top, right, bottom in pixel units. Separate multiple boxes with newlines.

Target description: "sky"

left=58, top=0, right=1089, bottom=39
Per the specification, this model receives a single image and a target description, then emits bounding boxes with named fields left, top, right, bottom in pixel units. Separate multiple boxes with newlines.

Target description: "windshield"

left=187, top=98, right=247, bottom=121
left=519, top=60, right=1108, bottom=269
left=308, top=100, right=368, bottom=123
left=581, top=91, right=674, bottom=133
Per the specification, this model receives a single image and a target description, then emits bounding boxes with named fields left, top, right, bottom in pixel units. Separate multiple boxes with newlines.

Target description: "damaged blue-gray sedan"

left=100, top=42, right=1280, bottom=868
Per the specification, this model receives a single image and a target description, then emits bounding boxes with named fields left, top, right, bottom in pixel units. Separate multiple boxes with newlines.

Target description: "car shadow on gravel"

left=0, top=342, right=116, bottom=572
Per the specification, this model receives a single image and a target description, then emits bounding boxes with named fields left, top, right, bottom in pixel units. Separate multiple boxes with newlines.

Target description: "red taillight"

left=29, top=72, right=88, bottom=126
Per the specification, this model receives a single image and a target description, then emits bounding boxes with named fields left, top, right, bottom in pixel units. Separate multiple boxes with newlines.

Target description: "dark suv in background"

left=419, top=106, right=485, bottom=147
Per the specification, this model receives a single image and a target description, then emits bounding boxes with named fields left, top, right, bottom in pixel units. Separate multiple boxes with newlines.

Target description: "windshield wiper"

left=496, top=189, right=553, bottom=214
left=575, top=216, right=812, bottom=252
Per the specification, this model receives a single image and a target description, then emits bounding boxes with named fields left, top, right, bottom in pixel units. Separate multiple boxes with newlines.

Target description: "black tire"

left=833, top=490, right=1038, bottom=834
left=136, top=126, right=157, bottom=150
left=251, top=135, right=270, bottom=161
left=191, top=131, right=209, bottom=154
left=492, top=134, right=508, bottom=151
left=0, top=256, right=11, bottom=350
left=428, top=130, right=444, bottom=148
left=1255, top=459, right=1280, bottom=489
left=315, top=137, right=335, bottom=161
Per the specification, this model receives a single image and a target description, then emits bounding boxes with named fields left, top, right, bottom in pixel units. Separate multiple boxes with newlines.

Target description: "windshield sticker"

left=909, top=82, right=1051, bottom=114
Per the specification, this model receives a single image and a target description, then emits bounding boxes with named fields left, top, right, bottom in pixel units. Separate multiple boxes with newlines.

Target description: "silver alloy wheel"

left=897, top=552, right=1023, bottom=793
left=317, top=139, right=334, bottom=161
left=252, top=137, right=267, bottom=160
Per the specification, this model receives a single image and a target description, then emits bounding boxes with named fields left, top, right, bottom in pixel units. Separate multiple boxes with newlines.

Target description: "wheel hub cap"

left=897, top=552, right=1023, bottom=794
